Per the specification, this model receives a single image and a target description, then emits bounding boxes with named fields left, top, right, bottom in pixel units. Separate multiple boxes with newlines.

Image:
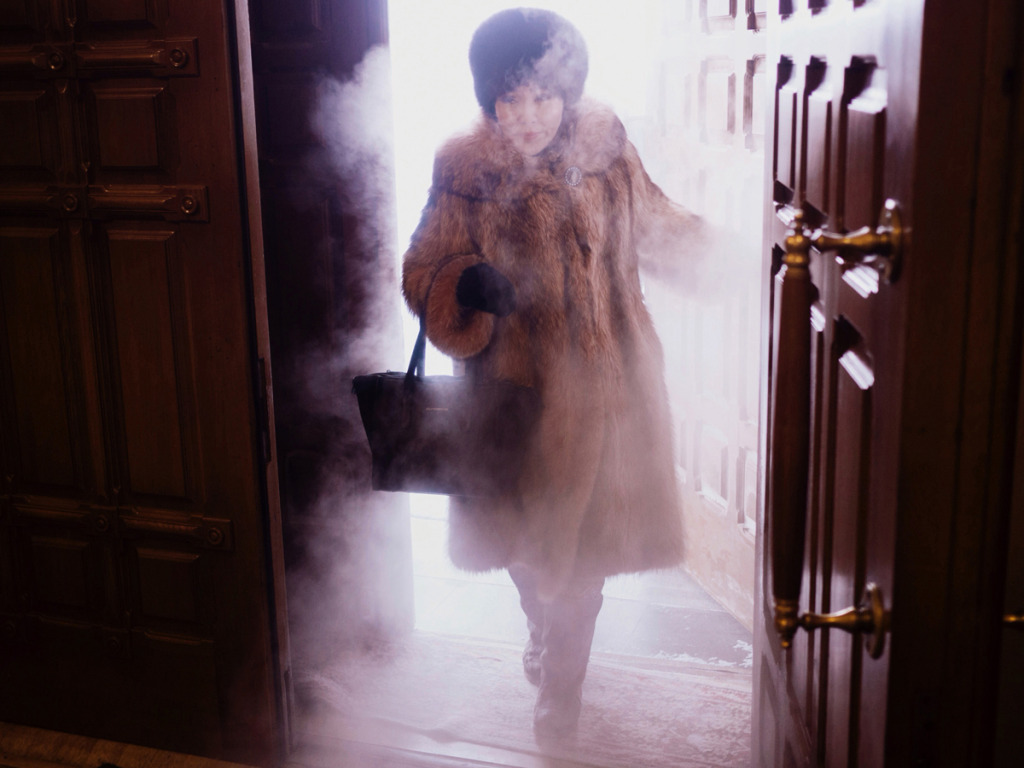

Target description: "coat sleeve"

left=624, top=141, right=731, bottom=295
left=401, top=184, right=496, bottom=360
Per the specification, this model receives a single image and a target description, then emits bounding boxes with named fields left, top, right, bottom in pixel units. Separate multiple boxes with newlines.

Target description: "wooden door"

left=0, top=1, right=287, bottom=763
left=754, top=0, right=1023, bottom=765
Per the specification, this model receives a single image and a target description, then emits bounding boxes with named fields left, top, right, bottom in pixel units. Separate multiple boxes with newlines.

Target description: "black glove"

left=455, top=262, right=516, bottom=317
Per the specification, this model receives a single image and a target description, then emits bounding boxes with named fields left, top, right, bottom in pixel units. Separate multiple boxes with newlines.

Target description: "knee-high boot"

left=534, top=575, right=604, bottom=737
left=508, top=564, right=545, bottom=685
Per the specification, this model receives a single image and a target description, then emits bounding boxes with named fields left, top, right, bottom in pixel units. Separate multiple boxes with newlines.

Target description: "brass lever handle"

left=788, top=199, right=904, bottom=282
left=775, top=583, right=890, bottom=659
left=769, top=200, right=903, bottom=660
left=1006, top=614, right=1024, bottom=630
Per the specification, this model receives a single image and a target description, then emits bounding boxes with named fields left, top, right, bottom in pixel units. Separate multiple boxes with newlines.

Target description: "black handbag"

left=352, top=318, right=542, bottom=496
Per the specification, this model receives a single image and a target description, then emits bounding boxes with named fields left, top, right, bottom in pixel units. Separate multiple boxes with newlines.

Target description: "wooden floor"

left=0, top=722, right=257, bottom=768
left=0, top=721, right=595, bottom=768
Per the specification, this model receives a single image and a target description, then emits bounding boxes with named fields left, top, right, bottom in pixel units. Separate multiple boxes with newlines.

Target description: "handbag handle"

left=407, top=254, right=466, bottom=382
left=405, top=317, right=428, bottom=382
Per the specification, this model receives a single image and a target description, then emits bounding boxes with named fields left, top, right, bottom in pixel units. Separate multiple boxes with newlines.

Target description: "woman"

left=402, top=7, right=716, bottom=738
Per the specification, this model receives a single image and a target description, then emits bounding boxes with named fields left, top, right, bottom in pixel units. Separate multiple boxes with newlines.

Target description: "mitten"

left=455, top=262, right=516, bottom=317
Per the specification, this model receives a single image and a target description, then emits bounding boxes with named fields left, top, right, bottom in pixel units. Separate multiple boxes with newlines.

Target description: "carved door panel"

left=0, top=0, right=285, bottom=763
left=755, top=1, right=905, bottom=762
left=781, top=45, right=896, bottom=768
left=764, top=44, right=900, bottom=768
left=755, top=0, right=1021, bottom=765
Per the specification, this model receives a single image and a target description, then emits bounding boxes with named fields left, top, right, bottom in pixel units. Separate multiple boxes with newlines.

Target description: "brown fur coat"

left=402, top=99, right=712, bottom=600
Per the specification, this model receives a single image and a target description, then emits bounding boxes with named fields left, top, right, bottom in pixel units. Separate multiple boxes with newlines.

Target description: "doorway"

left=388, top=0, right=763, bottom=630
left=284, top=2, right=762, bottom=766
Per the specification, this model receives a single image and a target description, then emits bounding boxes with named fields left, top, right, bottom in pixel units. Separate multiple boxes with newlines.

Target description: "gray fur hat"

left=469, top=8, right=589, bottom=118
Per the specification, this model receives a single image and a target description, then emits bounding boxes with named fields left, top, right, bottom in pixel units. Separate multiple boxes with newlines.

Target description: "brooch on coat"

left=564, top=166, right=583, bottom=187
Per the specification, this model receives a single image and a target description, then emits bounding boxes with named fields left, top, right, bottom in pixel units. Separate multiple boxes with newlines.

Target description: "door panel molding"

left=756, top=0, right=1023, bottom=765
left=0, top=0, right=285, bottom=761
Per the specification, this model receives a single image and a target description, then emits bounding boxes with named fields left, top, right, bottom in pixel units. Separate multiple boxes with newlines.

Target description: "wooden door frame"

left=228, top=0, right=292, bottom=759
left=245, top=0, right=414, bottom=678
left=753, top=0, right=1024, bottom=764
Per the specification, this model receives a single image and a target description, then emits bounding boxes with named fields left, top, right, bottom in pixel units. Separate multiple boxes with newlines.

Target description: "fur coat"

left=402, top=98, right=713, bottom=600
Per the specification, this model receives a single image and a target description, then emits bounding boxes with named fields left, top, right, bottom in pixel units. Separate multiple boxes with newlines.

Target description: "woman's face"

left=494, top=82, right=565, bottom=156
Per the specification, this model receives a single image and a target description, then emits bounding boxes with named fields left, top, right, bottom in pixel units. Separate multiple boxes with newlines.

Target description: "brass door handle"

left=769, top=201, right=903, bottom=660
left=775, top=583, right=890, bottom=659
left=785, top=199, right=904, bottom=282
left=1006, top=614, right=1024, bottom=630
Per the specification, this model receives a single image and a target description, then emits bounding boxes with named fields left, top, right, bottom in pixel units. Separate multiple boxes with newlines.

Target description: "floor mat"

left=296, top=631, right=751, bottom=768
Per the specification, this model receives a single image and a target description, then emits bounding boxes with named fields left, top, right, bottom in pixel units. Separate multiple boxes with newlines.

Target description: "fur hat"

left=469, top=8, right=588, bottom=118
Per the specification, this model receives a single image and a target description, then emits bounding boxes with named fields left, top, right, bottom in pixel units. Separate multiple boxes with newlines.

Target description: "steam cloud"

left=284, top=45, right=413, bottom=674
left=284, top=6, right=761, bottom=758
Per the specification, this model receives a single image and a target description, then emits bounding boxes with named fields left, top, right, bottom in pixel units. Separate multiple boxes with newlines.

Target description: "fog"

left=285, top=1, right=762, bottom=761
left=284, top=43, right=413, bottom=668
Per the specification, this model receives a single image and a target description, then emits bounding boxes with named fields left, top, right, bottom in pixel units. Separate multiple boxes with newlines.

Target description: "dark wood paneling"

left=106, top=226, right=199, bottom=502
left=0, top=0, right=283, bottom=761
left=0, top=85, right=61, bottom=180
left=756, top=4, right=908, bottom=764
left=0, top=227, right=81, bottom=491
left=842, top=65, right=886, bottom=231
left=76, top=0, right=167, bottom=36
left=824, top=343, right=873, bottom=766
left=792, top=304, right=826, bottom=742
left=775, top=60, right=797, bottom=199
left=27, top=534, right=98, bottom=613
left=128, top=541, right=209, bottom=631
left=0, top=0, right=46, bottom=40
left=836, top=59, right=883, bottom=230
left=88, top=83, right=170, bottom=173
left=259, top=0, right=325, bottom=37
left=802, top=59, right=830, bottom=218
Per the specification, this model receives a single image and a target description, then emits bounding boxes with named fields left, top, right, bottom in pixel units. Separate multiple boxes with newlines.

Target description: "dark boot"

left=509, top=565, right=545, bottom=686
left=523, top=617, right=543, bottom=686
left=533, top=575, right=604, bottom=739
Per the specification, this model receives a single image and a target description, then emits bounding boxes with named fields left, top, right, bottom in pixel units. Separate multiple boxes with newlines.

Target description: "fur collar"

left=433, top=98, right=627, bottom=200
